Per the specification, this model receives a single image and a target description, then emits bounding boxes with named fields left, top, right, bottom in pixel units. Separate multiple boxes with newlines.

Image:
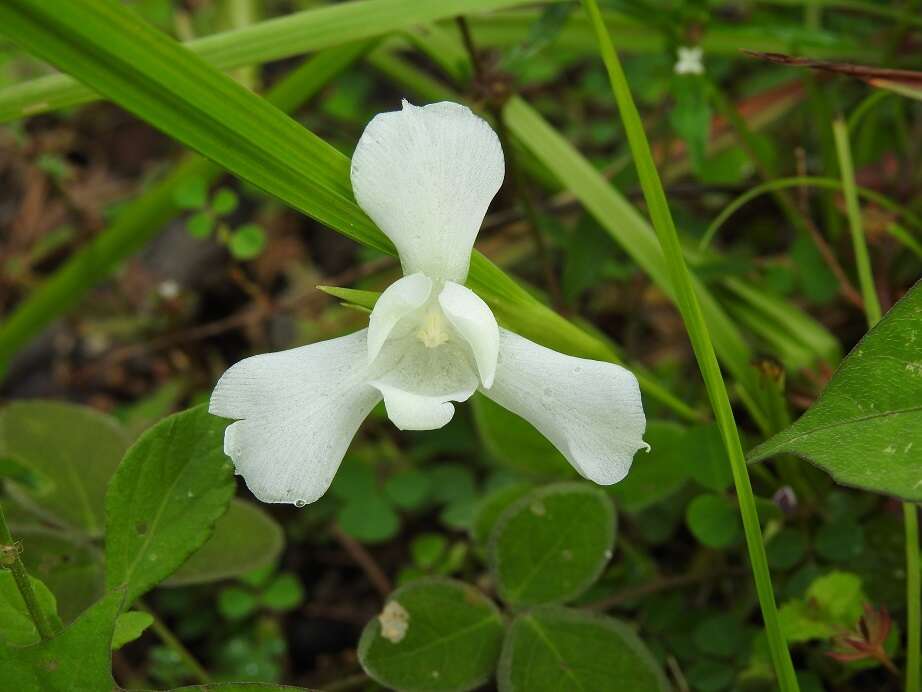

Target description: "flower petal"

left=350, top=100, right=504, bottom=282
left=209, top=330, right=380, bottom=505
left=483, top=329, right=647, bottom=484
left=367, top=272, right=432, bottom=364
left=438, top=281, right=499, bottom=388
left=369, top=337, right=479, bottom=431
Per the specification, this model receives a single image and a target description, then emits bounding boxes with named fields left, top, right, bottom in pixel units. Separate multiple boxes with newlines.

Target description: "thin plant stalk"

left=579, top=0, right=799, bottom=688
left=833, top=116, right=920, bottom=692
left=138, top=600, right=210, bottom=684
left=0, top=502, right=55, bottom=641
left=832, top=118, right=883, bottom=323
left=698, top=176, right=922, bottom=252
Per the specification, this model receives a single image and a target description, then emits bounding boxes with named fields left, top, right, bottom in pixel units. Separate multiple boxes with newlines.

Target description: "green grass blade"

left=0, top=42, right=369, bottom=375
left=833, top=118, right=883, bottom=326
left=0, top=0, right=538, bottom=123
left=579, top=0, right=799, bottom=687
left=833, top=116, right=918, bottom=692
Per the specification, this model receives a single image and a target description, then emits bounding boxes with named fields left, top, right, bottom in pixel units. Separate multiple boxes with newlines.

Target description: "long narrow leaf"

left=0, top=0, right=538, bottom=123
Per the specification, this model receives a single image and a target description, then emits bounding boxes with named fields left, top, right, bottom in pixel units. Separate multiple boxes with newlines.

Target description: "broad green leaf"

left=0, top=401, right=129, bottom=535
left=498, top=606, right=670, bottom=692
left=779, top=571, right=865, bottom=643
left=358, top=578, right=504, bottom=692
left=111, top=610, right=153, bottom=650
left=105, top=405, right=234, bottom=604
left=488, top=483, right=615, bottom=606
left=470, top=483, right=532, bottom=546
left=0, top=0, right=539, bottom=123
left=748, top=282, right=922, bottom=500
left=0, top=571, right=61, bottom=646
left=610, top=421, right=689, bottom=513
left=164, top=499, right=284, bottom=587
left=685, top=493, right=741, bottom=549
left=0, top=588, right=122, bottom=691
left=13, top=526, right=103, bottom=623
left=472, top=393, right=573, bottom=477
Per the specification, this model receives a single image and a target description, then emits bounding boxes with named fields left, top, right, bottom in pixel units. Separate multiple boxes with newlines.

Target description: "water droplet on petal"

left=294, top=499, right=306, bottom=508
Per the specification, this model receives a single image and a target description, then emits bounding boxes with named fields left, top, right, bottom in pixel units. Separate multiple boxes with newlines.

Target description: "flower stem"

left=833, top=115, right=919, bottom=692
left=579, top=1, right=799, bottom=688
left=0, top=501, right=55, bottom=641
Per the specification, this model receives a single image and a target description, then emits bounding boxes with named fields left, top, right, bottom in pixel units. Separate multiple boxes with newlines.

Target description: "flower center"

left=416, top=306, right=450, bottom=348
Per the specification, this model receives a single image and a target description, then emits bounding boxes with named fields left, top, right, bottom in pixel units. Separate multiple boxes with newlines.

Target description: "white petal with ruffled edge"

left=438, top=281, right=499, bottom=388
left=368, top=337, right=479, bottom=431
left=209, top=330, right=379, bottom=504
left=367, top=272, right=432, bottom=363
left=483, top=329, right=647, bottom=484
left=350, top=101, right=504, bottom=282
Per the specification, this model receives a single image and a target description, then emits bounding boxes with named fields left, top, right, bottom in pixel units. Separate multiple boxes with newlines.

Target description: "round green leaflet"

left=488, top=482, right=616, bottom=607
left=498, top=606, right=670, bottom=692
left=358, top=578, right=504, bottom=692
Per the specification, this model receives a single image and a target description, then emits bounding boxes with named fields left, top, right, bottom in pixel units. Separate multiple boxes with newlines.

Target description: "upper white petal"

left=350, top=100, right=504, bottom=282
left=368, top=337, right=479, bottom=431
left=483, top=329, right=647, bottom=485
left=209, top=330, right=380, bottom=505
left=367, top=272, right=432, bottom=364
left=438, top=281, right=499, bottom=388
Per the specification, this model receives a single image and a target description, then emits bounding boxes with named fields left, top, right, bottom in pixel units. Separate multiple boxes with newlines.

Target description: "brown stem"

left=331, top=525, right=392, bottom=598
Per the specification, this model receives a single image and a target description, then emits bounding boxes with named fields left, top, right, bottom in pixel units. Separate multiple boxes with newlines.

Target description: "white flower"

left=675, top=46, right=704, bottom=75
left=209, top=101, right=648, bottom=505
